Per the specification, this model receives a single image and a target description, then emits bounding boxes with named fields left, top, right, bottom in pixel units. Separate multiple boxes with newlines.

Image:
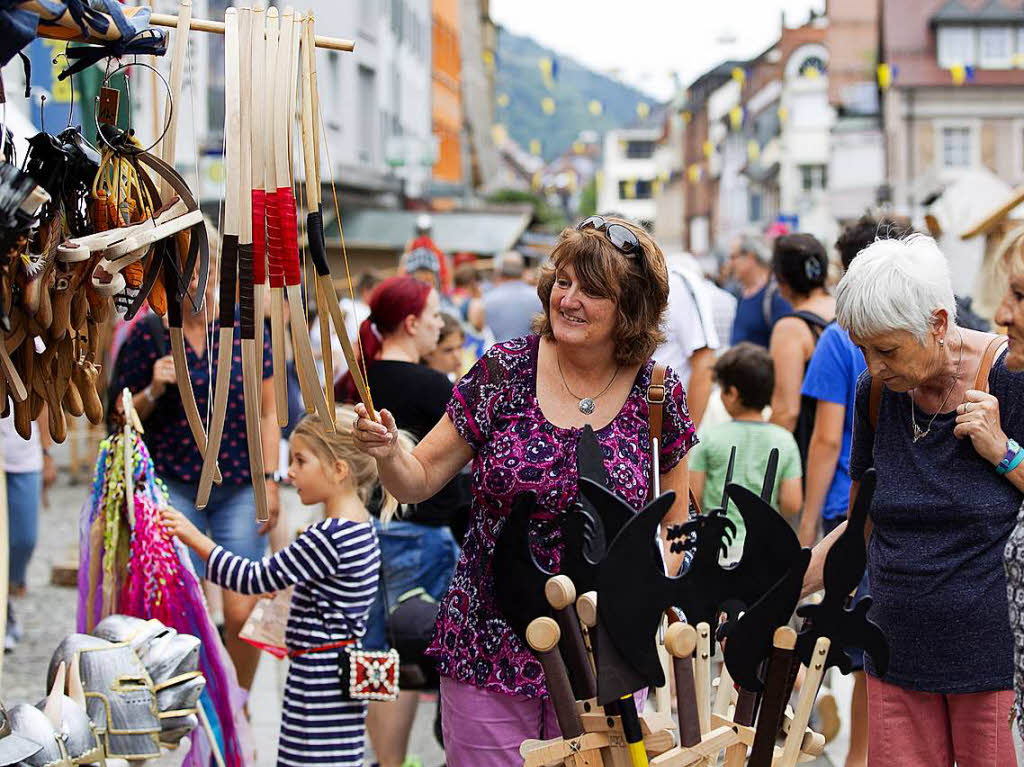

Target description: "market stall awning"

left=322, top=206, right=533, bottom=255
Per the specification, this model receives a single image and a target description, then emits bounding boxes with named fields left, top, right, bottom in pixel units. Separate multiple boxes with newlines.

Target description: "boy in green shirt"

left=689, top=343, right=802, bottom=555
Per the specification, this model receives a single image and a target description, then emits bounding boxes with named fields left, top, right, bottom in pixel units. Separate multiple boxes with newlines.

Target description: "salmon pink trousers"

left=867, top=674, right=1018, bottom=767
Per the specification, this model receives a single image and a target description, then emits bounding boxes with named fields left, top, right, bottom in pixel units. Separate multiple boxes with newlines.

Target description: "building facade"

left=597, top=125, right=662, bottom=229
left=881, top=0, right=1024, bottom=292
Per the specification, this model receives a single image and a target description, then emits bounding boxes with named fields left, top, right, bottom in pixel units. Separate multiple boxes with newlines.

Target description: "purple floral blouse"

left=426, top=335, right=697, bottom=698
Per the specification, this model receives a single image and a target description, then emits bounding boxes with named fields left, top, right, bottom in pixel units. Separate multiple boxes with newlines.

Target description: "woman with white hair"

left=802, top=234, right=1024, bottom=766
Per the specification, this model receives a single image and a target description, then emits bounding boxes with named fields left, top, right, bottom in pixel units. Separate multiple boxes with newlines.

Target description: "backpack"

left=761, top=280, right=781, bottom=328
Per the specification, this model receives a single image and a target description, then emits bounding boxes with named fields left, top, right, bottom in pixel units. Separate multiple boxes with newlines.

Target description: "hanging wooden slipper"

left=20, top=212, right=60, bottom=330
left=50, top=237, right=93, bottom=341
left=57, top=334, right=82, bottom=419
left=71, top=318, right=104, bottom=426
left=13, top=338, right=37, bottom=438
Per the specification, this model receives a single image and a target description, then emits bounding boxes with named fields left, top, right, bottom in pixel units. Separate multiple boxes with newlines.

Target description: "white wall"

left=598, top=127, right=659, bottom=224
left=828, top=122, right=885, bottom=222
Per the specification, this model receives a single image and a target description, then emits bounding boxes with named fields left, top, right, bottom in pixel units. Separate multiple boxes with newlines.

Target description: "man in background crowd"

left=405, top=214, right=451, bottom=295
left=483, top=250, right=541, bottom=343
left=657, top=252, right=723, bottom=428
left=729, top=234, right=792, bottom=347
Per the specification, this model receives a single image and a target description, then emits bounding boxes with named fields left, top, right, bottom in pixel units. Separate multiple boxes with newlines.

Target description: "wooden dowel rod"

left=18, top=1, right=354, bottom=52
left=149, top=12, right=354, bottom=51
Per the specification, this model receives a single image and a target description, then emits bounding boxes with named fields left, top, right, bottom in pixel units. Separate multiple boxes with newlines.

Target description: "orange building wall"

left=432, top=0, right=463, bottom=184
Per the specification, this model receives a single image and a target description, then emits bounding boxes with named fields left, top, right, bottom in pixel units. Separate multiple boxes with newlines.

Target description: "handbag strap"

left=648, top=363, right=701, bottom=513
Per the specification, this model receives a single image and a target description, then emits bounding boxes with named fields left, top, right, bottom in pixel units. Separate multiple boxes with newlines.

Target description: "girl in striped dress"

left=162, top=408, right=400, bottom=767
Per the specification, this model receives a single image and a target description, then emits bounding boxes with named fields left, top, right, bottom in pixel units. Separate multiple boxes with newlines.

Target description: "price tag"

left=98, top=87, right=120, bottom=126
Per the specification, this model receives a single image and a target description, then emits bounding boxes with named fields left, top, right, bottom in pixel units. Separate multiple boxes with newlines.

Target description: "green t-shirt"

left=689, top=419, right=802, bottom=552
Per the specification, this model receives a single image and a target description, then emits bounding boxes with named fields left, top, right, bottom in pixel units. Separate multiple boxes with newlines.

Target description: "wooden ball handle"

left=526, top=617, right=584, bottom=740
left=526, top=616, right=561, bottom=654
left=665, top=622, right=697, bottom=658
left=576, top=591, right=598, bottom=628
left=544, top=575, right=577, bottom=610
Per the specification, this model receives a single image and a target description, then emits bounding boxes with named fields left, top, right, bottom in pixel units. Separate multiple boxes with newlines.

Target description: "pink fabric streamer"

left=78, top=435, right=253, bottom=767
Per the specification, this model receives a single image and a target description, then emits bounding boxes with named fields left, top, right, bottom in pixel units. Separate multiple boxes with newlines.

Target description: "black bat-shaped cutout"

left=590, top=483, right=677, bottom=703
left=585, top=475, right=801, bottom=703
left=795, top=468, right=889, bottom=676
left=491, top=426, right=632, bottom=642
left=723, top=548, right=811, bottom=691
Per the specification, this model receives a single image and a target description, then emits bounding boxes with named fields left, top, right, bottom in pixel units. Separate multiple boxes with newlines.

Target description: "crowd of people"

left=6, top=207, right=1024, bottom=767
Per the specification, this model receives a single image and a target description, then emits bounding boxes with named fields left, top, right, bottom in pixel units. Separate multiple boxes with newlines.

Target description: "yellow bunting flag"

left=532, top=170, right=543, bottom=191
left=876, top=63, right=892, bottom=90
left=623, top=179, right=637, bottom=199
left=687, top=164, right=701, bottom=183
left=777, top=105, right=789, bottom=124
left=731, top=67, right=746, bottom=84
left=538, top=56, right=554, bottom=90
left=729, top=105, right=743, bottom=130
left=573, top=141, right=586, bottom=154
left=658, top=169, right=670, bottom=183
left=702, top=140, right=713, bottom=158
left=529, top=139, right=542, bottom=156
left=482, top=49, right=495, bottom=72
left=541, top=96, right=556, bottom=115
left=747, top=140, right=760, bottom=162
left=497, top=92, right=510, bottom=108
left=680, top=110, right=691, bottom=125
left=636, top=101, right=650, bottom=120
left=652, top=179, right=662, bottom=197
left=589, top=99, right=603, bottom=116
left=1013, top=53, right=1024, bottom=68
left=950, top=63, right=966, bottom=85
left=491, top=123, right=508, bottom=146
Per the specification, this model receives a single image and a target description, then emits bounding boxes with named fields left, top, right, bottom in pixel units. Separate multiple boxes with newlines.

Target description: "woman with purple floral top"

left=354, top=215, right=697, bottom=765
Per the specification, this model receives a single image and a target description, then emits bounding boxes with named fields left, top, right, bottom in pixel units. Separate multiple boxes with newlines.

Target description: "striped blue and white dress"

left=207, top=518, right=380, bottom=767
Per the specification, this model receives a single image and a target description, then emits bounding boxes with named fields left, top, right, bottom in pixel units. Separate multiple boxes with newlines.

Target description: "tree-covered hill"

left=495, top=27, right=659, bottom=162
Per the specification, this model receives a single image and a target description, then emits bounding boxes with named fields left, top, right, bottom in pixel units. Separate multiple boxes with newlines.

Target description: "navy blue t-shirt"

left=730, top=282, right=792, bottom=347
left=849, top=350, right=1024, bottom=693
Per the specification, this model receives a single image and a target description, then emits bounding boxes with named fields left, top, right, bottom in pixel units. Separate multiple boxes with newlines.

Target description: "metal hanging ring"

left=51, top=46, right=76, bottom=128
left=92, top=59, right=173, bottom=156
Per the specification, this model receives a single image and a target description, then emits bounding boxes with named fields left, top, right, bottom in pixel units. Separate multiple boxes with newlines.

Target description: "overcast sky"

left=489, top=0, right=825, bottom=101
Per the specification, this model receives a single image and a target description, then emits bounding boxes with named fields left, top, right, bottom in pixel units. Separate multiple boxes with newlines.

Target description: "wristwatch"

left=996, top=438, right=1024, bottom=475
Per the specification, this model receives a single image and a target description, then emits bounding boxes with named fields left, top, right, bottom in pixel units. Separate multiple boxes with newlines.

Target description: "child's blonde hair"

left=290, top=405, right=413, bottom=523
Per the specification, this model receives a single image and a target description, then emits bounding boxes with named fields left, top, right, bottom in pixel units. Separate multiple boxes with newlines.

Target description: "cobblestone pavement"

left=2, top=437, right=843, bottom=766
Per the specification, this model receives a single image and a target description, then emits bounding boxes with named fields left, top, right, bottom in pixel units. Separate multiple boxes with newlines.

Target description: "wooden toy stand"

left=518, top=581, right=829, bottom=767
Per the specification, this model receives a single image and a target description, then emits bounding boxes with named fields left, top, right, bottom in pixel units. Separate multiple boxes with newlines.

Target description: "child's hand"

left=159, top=507, right=203, bottom=549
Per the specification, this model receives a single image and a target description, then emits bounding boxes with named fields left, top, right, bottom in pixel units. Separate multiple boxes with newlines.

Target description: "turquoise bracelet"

left=1005, top=449, right=1024, bottom=476
left=998, top=439, right=1024, bottom=475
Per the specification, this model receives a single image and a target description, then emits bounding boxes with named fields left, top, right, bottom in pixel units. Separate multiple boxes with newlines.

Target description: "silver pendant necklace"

left=909, top=331, right=963, bottom=443
left=555, top=351, right=619, bottom=415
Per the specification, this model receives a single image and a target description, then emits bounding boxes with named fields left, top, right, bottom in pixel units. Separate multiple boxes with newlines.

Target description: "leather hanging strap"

left=648, top=362, right=667, bottom=460
left=648, top=363, right=702, bottom=513
left=870, top=334, right=1009, bottom=430
left=973, top=335, right=1009, bottom=392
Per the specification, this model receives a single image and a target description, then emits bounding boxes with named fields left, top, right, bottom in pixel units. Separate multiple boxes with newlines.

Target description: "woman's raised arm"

left=354, top=404, right=474, bottom=504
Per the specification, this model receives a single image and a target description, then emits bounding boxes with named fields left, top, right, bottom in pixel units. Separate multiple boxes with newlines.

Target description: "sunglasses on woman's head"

left=576, top=216, right=644, bottom=258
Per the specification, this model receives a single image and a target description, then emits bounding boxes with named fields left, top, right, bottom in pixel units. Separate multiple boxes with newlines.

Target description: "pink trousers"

left=867, top=674, right=1017, bottom=767
left=439, top=676, right=560, bottom=767
left=439, top=676, right=649, bottom=767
